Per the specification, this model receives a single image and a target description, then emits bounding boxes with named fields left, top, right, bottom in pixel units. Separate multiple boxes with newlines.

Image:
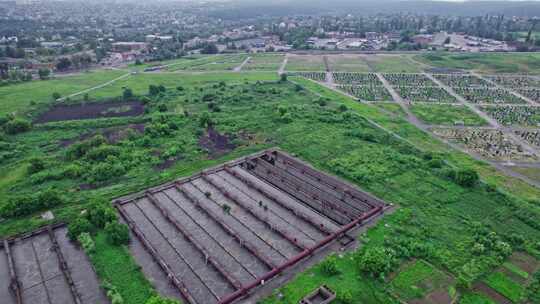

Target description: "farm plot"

left=338, top=85, right=393, bottom=102
left=0, top=225, right=108, bottom=304
left=382, top=73, right=436, bottom=87
left=34, top=101, right=145, bottom=124
left=286, top=55, right=326, bottom=71
left=453, top=88, right=526, bottom=104
left=432, top=128, right=538, bottom=161
left=396, top=87, right=457, bottom=103
left=326, top=55, right=371, bottom=72
left=517, top=88, right=540, bottom=103
left=242, top=54, right=285, bottom=71
left=289, top=72, right=326, bottom=82
left=432, top=74, right=493, bottom=88
left=115, top=149, right=388, bottom=304
left=332, top=73, right=381, bottom=85
left=481, top=105, right=540, bottom=127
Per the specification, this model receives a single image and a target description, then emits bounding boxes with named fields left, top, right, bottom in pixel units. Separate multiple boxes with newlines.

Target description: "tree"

left=148, top=85, right=160, bottom=96
left=68, top=217, right=93, bottom=240
left=356, top=247, right=397, bottom=280
left=320, top=254, right=340, bottom=276
left=56, top=57, right=72, bottom=71
left=38, top=68, right=50, bottom=80
left=280, top=73, right=288, bottom=82
left=28, top=157, right=46, bottom=174
left=87, top=199, right=117, bottom=229
left=3, top=119, right=31, bottom=134
left=52, top=92, right=61, bottom=100
left=105, top=222, right=130, bottom=245
left=201, top=43, right=219, bottom=54
left=123, top=88, right=133, bottom=100
left=453, top=168, right=479, bottom=187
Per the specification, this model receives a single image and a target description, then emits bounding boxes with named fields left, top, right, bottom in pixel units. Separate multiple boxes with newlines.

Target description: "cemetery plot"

left=382, top=73, right=436, bottom=87
left=517, top=88, right=540, bottom=103
left=453, top=87, right=526, bottom=104
left=396, top=86, right=457, bottom=103
left=432, top=74, right=493, bottom=88
left=115, top=149, right=388, bottom=304
left=286, top=55, right=326, bottom=71
left=432, top=128, right=538, bottom=161
left=487, top=75, right=540, bottom=88
left=326, top=55, right=371, bottom=72
left=338, top=85, right=393, bottom=102
left=0, top=225, right=108, bottom=304
left=514, top=129, right=540, bottom=148
left=481, top=105, right=540, bottom=127
left=332, top=73, right=382, bottom=85
left=289, top=72, right=327, bottom=82
left=243, top=54, right=285, bottom=71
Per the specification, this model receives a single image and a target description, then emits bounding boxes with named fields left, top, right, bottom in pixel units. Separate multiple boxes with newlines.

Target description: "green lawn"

left=362, top=54, right=423, bottom=73
left=415, top=52, right=540, bottom=74
left=243, top=53, right=285, bottom=71
left=328, top=54, right=372, bottom=72
left=390, top=260, right=451, bottom=300
left=483, top=272, right=524, bottom=303
left=286, top=54, right=326, bottom=71
left=410, top=104, right=488, bottom=126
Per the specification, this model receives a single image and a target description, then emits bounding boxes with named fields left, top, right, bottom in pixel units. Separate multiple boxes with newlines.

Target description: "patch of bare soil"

left=409, top=289, right=452, bottom=304
left=198, top=126, right=236, bottom=158
left=35, top=101, right=144, bottom=123
left=473, top=282, right=512, bottom=304
left=154, top=156, right=183, bottom=171
left=509, top=252, right=540, bottom=275
left=60, top=123, right=145, bottom=147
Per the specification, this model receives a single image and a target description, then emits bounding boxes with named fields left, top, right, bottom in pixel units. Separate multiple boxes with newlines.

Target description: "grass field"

left=243, top=53, right=285, bottom=71
left=459, top=292, right=496, bottom=304
left=286, top=54, right=326, bottom=71
left=2, top=68, right=540, bottom=304
left=416, top=52, right=540, bottom=74
left=327, top=54, right=371, bottom=72
left=0, top=69, right=128, bottom=116
left=390, top=260, right=452, bottom=301
left=361, top=54, right=423, bottom=73
left=483, top=272, right=524, bottom=302
left=410, top=104, right=489, bottom=126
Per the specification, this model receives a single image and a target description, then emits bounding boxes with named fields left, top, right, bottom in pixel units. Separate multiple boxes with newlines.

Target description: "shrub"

left=320, top=254, right=340, bottom=276
left=280, top=73, right=288, bottom=82
left=3, top=119, right=31, bottom=134
left=86, top=145, right=121, bottom=161
left=102, top=281, right=124, bottom=304
left=105, top=222, right=130, bottom=245
left=145, top=295, right=180, bottom=304
left=66, top=135, right=107, bottom=160
left=199, top=112, right=213, bottom=128
left=337, top=290, right=353, bottom=304
left=0, top=188, right=63, bottom=218
left=77, top=232, right=95, bottom=254
left=87, top=199, right=117, bottom=229
left=356, top=246, right=398, bottom=280
left=338, top=104, right=348, bottom=112
left=52, top=92, right=61, bottom=100
left=122, top=88, right=133, bottom=100
left=28, top=157, right=46, bottom=174
left=454, top=168, right=479, bottom=187
left=68, top=217, right=93, bottom=240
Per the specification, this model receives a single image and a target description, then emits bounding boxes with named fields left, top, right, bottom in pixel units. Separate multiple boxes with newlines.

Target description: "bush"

left=105, top=222, right=130, bottom=245
left=356, top=246, right=398, bottom=280
left=337, top=290, right=353, bottom=304
left=102, top=281, right=124, bottom=304
left=52, top=92, right=61, bottom=100
left=145, top=295, right=181, bottom=304
left=86, top=145, right=121, bottom=161
left=87, top=199, right=117, bottom=229
left=28, top=157, right=46, bottom=174
left=3, top=119, right=31, bottom=134
left=320, top=254, right=340, bottom=276
left=123, top=88, right=133, bottom=100
left=280, top=73, right=288, bottom=82
left=446, top=168, right=479, bottom=187
left=199, top=112, right=213, bottom=128
left=77, top=232, right=95, bottom=254
left=68, top=217, right=93, bottom=240
left=0, top=188, right=63, bottom=218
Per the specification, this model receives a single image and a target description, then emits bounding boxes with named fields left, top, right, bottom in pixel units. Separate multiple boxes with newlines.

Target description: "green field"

left=390, top=260, right=452, bottom=301
left=286, top=54, right=326, bottom=71
left=483, top=272, right=524, bottom=302
left=362, top=54, right=423, bottom=73
left=328, top=54, right=371, bottom=72
left=410, top=104, right=489, bottom=126
left=243, top=53, right=285, bottom=71
left=1, top=67, right=540, bottom=304
left=459, top=292, right=496, bottom=304
left=416, top=52, right=540, bottom=74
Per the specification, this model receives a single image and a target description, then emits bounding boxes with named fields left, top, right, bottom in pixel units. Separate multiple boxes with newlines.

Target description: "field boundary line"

left=57, top=72, right=131, bottom=102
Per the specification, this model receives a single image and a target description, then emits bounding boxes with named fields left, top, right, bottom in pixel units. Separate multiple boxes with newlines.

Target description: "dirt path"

left=57, top=72, right=131, bottom=102
left=425, top=72, right=540, bottom=158
left=376, top=73, right=426, bottom=128
left=471, top=71, right=539, bottom=106
left=279, top=54, right=288, bottom=75
left=234, top=56, right=251, bottom=72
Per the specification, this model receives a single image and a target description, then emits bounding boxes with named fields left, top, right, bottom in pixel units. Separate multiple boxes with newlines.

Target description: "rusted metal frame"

left=131, top=201, right=222, bottom=302
left=187, top=181, right=290, bottom=261
left=175, top=183, right=277, bottom=270
left=245, top=161, right=351, bottom=225
left=272, top=158, right=372, bottom=213
left=255, top=159, right=362, bottom=218
left=161, top=190, right=261, bottom=279
left=3, top=240, right=22, bottom=304
left=47, top=226, right=82, bottom=304
left=272, top=151, right=386, bottom=207
left=115, top=205, right=198, bottom=304
left=29, top=239, right=53, bottom=304
left=200, top=174, right=307, bottom=252
left=218, top=206, right=384, bottom=304
left=225, top=166, right=334, bottom=236
left=145, top=193, right=243, bottom=290
left=215, top=171, right=320, bottom=243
